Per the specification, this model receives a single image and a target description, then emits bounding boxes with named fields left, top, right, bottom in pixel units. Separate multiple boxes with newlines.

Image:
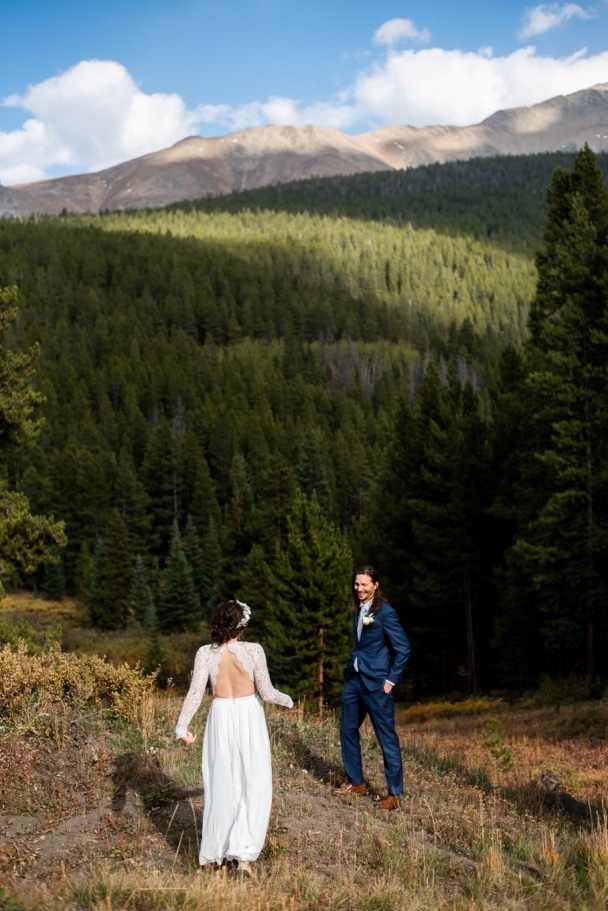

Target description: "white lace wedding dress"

left=175, top=641, right=293, bottom=867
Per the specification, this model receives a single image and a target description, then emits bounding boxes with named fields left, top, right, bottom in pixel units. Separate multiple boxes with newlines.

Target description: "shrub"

left=556, top=705, right=608, bottom=739
left=0, top=642, right=156, bottom=725
left=400, top=696, right=503, bottom=723
left=480, top=717, right=512, bottom=770
left=0, top=616, right=61, bottom=654
left=526, top=674, right=603, bottom=706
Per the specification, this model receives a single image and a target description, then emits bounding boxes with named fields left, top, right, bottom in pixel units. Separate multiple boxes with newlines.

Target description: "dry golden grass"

left=0, top=604, right=607, bottom=910
left=0, top=685, right=606, bottom=910
left=398, top=700, right=608, bottom=802
left=399, top=696, right=504, bottom=723
left=0, top=592, right=86, bottom=628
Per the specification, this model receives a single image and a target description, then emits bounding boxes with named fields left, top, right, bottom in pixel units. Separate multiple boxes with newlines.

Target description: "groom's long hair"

left=349, top=565, right=386, bottom=615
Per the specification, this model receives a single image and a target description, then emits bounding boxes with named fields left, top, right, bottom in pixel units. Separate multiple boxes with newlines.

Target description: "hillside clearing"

left=0, top=677, right=607, bottom=911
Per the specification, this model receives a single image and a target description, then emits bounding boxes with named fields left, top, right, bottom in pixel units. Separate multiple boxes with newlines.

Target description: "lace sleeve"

left=175, top=646, right=210, bottom=738
left=251, top=643, right=294, bottom=708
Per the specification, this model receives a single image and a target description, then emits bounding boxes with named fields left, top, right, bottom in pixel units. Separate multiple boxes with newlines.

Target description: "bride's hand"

left=181, top=732, right=196, bottom=745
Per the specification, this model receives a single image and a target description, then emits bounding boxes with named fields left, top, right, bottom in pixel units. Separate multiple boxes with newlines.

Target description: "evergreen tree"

left=0, top=286, right=45, bottom=451
left=331, top=422, right=372, bottom=533
left=363, top=393, right=417, bottom=609
left=127, top=554, right=162, bottom=677
left=295, top=431, right=332, bottom=517
left=157, top=521, right=200, bottom=632
left=514, top=145, right=608, bottom=680
left=486, top=346, right=545, bottom=687
left=221, top=452, right=255, bottom=593
left=74, top=541, right=93, bottom=600
left=0, top=287, right=66, bottom=595
left=179, top=432, right=221, bottom=533
left=46, top=437, right=114, bottom=590
left=86, top=538, right=109, bottom=628
left=42, top=544, right=66, bottom=601
left=85, top=509, right=133, bottom=628
left=114, top=449, right=151, bottom=553
left=182, top=514, right=206, bottom=614
left=252, top=452, right=297, bottom=551
left=368, top=361, right=488, bottom=693
left=252, top=490, right=353, bottom=710
left=140, top=418, right=179, bottom=556
left=128, top=553, right=157, bottom=633
left=223, top=452, right=254, bottom=554
left=200, top=516, right=222, bottom=619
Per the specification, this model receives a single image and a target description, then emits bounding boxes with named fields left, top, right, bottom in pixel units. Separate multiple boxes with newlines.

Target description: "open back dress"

left=175, top=641, right=293, bottom=867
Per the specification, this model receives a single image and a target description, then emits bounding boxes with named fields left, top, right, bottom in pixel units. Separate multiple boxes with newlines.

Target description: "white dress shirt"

left=354, top=597, right=373, bottom=671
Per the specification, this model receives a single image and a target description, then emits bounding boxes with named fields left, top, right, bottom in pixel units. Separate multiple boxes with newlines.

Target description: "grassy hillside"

left=1, top=621, right=607, bottom=911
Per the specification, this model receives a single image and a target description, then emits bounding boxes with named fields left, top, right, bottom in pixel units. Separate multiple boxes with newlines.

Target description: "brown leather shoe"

left=376, top=794, right=400, bottom=810
left=334, top=782, right=367, bottom=796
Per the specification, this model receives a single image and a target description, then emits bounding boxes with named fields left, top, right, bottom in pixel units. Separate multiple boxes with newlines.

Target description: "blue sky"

left=1, top=0, right=607, bottom=184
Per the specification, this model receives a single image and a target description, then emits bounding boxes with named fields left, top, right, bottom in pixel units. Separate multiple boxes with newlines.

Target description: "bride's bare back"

left=175, top=639, right=293, bottom=743
left=214, top=639, right=256, bottom=698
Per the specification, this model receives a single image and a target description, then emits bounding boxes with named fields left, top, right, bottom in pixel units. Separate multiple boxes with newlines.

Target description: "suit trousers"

left=339, top=672, right=403, bottom=795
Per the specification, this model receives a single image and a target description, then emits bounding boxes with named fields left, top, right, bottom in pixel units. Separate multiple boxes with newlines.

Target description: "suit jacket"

left=345, top=600, right=410, bottom=691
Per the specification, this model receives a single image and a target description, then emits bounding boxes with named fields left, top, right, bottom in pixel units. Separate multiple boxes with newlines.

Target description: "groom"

left=336, top=565, right=410, bottom=810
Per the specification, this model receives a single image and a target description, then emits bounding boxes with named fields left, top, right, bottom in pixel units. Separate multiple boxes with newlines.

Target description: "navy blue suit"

left=340, top=600, right=410, bottom=795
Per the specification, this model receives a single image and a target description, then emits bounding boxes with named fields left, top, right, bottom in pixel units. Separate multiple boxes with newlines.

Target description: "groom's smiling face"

left=354, top=574, right=378, bottom=603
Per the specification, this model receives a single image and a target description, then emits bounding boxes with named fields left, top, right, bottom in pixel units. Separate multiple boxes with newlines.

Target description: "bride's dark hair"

left=210, top=600, right=245, bottom=645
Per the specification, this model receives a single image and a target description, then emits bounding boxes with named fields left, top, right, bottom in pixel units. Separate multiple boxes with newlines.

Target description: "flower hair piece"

left=235, top=600, right=252, bottom=629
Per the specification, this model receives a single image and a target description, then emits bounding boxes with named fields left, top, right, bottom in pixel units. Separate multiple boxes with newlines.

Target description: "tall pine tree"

left=514, top=145, right=608, bottom=680
left=251, top=490, right=353, bottom=711
left=157, top=521, right=200, bottom=632
left=0, top=287, right=66, bottom=595
left=368, top=360, right=488, bottom=693
left=199, top=516, right=222, bottom=620
left=85, top=508, right=133, bottom=628
left=128, top=553, right=157, bottom=633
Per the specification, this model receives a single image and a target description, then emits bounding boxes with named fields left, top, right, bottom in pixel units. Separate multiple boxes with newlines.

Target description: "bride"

left=175, top=599, right=293, bottom=875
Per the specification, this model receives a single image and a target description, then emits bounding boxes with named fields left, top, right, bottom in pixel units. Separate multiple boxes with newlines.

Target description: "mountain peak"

left=4, top=84, right=608, bottom=218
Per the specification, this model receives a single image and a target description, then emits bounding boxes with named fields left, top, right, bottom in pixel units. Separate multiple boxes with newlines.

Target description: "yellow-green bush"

left=0, top=641, right=156, bottom=725
left=400, top=696, right=503, bottom=723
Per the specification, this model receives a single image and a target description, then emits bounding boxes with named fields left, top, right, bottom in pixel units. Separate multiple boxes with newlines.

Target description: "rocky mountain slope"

left=2, top=83, right=608, bottom=217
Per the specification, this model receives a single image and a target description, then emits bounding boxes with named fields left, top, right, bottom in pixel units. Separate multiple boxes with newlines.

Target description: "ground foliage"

left=0, top=640, right=155, bottom=725
left=0, top=642, right=608, bottom=911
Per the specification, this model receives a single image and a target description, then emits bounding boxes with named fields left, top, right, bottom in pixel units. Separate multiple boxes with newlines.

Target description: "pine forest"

left=1, top=147, right=608, bottom=705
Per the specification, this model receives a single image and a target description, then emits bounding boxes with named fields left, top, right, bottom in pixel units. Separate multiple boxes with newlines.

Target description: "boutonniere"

left=362, top=612, right=375, bottom=626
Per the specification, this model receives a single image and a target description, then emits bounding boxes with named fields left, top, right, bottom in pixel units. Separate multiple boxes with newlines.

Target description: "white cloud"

left=2, top=34, right=608, bottom=184
left=1, top=60, right=203, bottom=184
left=373, top=19, right=430, bottom=47
left=0, top=118, right=67, bottom=184
left=520, top=3, right=593, bottom=39
left=217, top=44, right=608, bottom=132
left=348, top=44, right=608, bottom=127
